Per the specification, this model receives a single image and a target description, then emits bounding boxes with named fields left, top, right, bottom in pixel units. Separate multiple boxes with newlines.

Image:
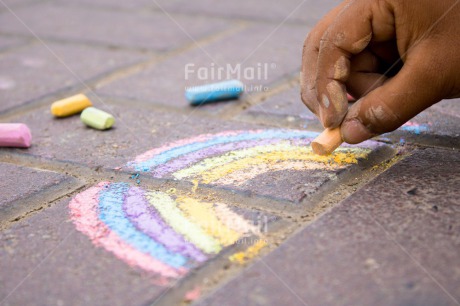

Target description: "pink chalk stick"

left=0, top=123, right=32, bottom=148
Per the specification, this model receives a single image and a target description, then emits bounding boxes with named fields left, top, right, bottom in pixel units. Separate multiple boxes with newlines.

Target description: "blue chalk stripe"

left=134, top=129, right=319, bottom=172
left=98, top=182, right=188, bottom=269
left=186, top=80, right=244, bottom=105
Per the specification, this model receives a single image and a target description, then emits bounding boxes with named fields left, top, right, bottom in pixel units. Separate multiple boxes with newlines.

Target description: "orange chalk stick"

left=51, top=94, right=92, bottom=117
left=312, top=128, right=343, bottom=156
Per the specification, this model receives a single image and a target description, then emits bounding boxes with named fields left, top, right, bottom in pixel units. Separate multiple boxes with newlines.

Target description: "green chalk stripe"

left=81, top=107, right=115, bottom=130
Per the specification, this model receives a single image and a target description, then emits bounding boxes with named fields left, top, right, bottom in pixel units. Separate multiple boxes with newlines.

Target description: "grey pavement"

left=0, top=1, right=458, bottom=306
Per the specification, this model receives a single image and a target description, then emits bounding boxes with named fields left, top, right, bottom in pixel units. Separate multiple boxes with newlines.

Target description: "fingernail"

left=319, top=109, right=342, bottom=129
left=322, top=94, right=330, bottom=108
left=326, top=82, right=347, bottom=114
left=341, top=119, right=373, bottom=144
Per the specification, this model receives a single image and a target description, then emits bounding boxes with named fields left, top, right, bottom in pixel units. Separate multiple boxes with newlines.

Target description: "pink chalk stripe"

left=133, top=130, right=265, bottom=163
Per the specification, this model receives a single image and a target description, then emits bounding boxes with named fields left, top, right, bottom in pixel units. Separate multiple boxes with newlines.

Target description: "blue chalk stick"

left=186, top=80, right=244, bottom=105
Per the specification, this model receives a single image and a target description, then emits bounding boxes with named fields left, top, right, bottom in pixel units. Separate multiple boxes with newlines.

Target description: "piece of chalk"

left=0, top=123, right=32, bottom=148
left=80, top=107, right=115, bottom=130
left=51, top=94, right=92, bottom=117
left=311, top=128, right=343, bottom=156
left=186, top=80, right=244, bottom=105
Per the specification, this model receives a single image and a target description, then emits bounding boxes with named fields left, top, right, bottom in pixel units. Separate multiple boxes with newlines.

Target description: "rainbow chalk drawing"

left=70, top=129, right=376, bottom=284
left=128, top=129, right=374, bottom=185
left=401, top=121, right=430, bottom=135
left=69, top=182, right=261, bottom=284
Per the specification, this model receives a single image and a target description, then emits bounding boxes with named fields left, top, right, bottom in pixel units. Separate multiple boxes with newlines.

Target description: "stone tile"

left=0, top=42, right=147, bottom=115
left=198, top=148, right=460, bottom=306
left=16, top=0, right=340, bottom=23
left=0, top=4, right=232, bottom=51
left=0, top=197, right=167, bottom=306
left=97, top=23, right=309, bottom=110
left=157, top=0, right=341, bottom=25
left=0, top=162, right=82, bottom=225
left=245, top=86, right=314, bottom=120
left=238, top=85, right=322, bottom=129
left=0, top=181, right=275, bottom=306
left=125, top=128, right=383, bottom=203
left=0, top=35, right=28, bottom=51
left=0, top=0, right=38, bottom=10
left=55, top=0, right=155, bottom=10
left=397, top=99, right=460, bottom=139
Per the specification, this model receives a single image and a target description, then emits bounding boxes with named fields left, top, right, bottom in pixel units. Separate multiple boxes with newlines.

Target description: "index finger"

left=315, top=0, right=396, bottom=128
left=301, top=0, right=352, bottom=119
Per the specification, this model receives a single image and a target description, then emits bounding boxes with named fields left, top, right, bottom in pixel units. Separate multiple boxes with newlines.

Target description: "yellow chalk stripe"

left=176, top=197, right=241, bottom=247
left=198, top=149, right=370, bottom=184
left=173, top=143, right=300, bottom=180
left=213, top=203, right=261, bottom=236
left=145, top=191, right=221, bottom=254
left=229, top=240, right=267, bottom=264
left=174, top=143, right=369, bottom=181
left=213, top=161, right=326, bottom=186
left=191, top=180, right=199, bottom=193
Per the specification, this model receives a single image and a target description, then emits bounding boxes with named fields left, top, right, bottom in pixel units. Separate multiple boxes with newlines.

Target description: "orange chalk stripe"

left=51, top=94, right=92, bottom=117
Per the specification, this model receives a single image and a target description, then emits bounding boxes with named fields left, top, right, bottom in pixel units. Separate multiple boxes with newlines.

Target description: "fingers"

left=346, top=50, right=387, bottom=98
left=301, top=0, right=352, bottom=118
left=341, top=48, right=443, bottom=144
left=315, top=0, right=395, bottom=128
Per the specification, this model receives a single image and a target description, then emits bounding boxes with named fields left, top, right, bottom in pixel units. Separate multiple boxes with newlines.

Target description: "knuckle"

left=364, top=96, right=400, bottom=133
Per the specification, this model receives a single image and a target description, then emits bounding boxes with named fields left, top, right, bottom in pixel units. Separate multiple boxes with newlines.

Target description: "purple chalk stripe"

left=123, top=186, right=207, bottom=263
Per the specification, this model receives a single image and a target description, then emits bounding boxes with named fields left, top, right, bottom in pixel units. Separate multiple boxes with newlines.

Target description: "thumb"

left=341, top=47, right=445, bottom=144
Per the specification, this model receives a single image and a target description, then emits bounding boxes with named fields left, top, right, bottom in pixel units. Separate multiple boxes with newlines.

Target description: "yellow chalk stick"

left=80, top=107, right=115, bottom=130
left=51, top=94, right=92, bottom=117
left=312, top=128, right=343, bottom=155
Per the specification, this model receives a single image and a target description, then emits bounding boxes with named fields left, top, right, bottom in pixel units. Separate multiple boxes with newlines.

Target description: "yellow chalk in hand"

left=81, top=107, right=115, bottom=130
left=312, top=128, right=343, bottom=155
left=51, top=94, right=92, bottom=117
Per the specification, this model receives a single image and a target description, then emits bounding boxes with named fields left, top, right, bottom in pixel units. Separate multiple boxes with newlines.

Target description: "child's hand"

left=301, top=0, right=460, bottom=143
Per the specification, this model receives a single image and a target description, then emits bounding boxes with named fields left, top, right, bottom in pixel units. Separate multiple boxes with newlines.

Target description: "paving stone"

left=28, top=0, right=336, bottom=25
left=157, top=0, right=341, bottom=25
left=238, top=85, right=322, bottom=129
left=0, top=35, right=28, bottom=51
left=198, top=148, right=460, bottom=306
left=0, top=197, right=167, bottom=306
left=55, top=0, right=155, bottom=10
left=245, top=86, right=314, bottom=120
left=397, top=98, right=460, bottom=139
left=0, top=162, right=82, bottom=225
left=0, top=4, right=232, bottom=51
left=0, top=0, right=37, bottom=10
left=0, top=42, right=147, bottom=115
left=0, top=182, right=278, bottom=306
left=125, top=127, right=383, bottom=204
left=97, top=23, right=309, bottom=111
